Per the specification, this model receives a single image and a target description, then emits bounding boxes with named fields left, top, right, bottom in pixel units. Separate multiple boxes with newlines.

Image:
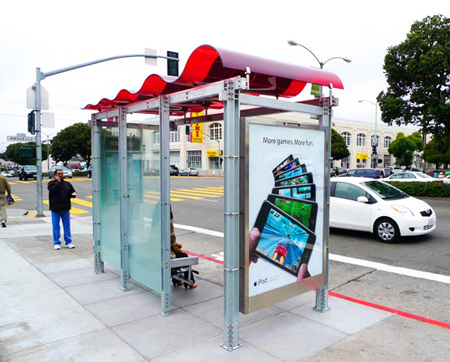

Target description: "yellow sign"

left=191, top=123, right=203, bottom=143
left=356, top=153, right=369, bottom=160
left=191, top=111, right=204, bottom=118
left=207, top=149, right=222, bottom=157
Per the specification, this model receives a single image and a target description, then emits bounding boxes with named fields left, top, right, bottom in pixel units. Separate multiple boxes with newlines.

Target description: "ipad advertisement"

left=244, top=122, right=326, bottom=311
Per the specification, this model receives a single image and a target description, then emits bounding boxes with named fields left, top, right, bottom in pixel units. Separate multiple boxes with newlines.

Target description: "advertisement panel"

left=241, top=120, right=326, bottom=313
left=191, top=123, right=203, bottom=143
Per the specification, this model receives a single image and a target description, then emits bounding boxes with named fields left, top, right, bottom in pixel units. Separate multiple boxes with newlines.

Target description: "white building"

left=147, top=114, right=419, bottom=175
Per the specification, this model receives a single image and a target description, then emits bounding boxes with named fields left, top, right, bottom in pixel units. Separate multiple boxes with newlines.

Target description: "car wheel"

left=374, top=218, right=400, bottom=243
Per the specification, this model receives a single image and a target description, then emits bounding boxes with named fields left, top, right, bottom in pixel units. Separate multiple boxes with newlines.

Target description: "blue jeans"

left=51, top=211, right=72, bottom=245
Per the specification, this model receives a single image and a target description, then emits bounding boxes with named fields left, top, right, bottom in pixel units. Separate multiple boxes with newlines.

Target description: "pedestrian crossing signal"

left=28, top=111, right=36, bottom=135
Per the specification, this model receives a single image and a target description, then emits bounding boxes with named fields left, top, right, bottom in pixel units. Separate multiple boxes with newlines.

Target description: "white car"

left=443, top=175, right=450, bottom=185
left=386, top=171, right=439, bottom=183
left=0, top=171, right=14, bottom=177
left=330, top=178, right=436, bottom=243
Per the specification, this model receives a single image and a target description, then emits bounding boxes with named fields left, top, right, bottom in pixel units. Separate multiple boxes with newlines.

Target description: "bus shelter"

left=86, top=44, right=343, bottom=350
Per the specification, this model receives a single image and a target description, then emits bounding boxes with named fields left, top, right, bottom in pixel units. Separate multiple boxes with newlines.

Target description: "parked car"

left=18, top=165, right=37, bottom=180
left=386, top=171, right=441, bottom=183
left=87, top=166, right=92, bottom=178
left=427, top=169, right=450, bottom=179
left=170, top=165, right=179, bottom=176
left=0, top=170, right=14, bottom=178
left=330, top=177, right=436, bottom=243
left=331, top=167, right=347, bottom=177
left=443, top=174, right=450, bottom=185
left=48, top=165, right=73, bottom=179
left=180, top=168, right=199, bottom=176
left=339, top=168, right=387, bottom=179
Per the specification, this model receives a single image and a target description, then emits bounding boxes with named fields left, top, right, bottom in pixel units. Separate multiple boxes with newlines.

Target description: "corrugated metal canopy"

left=84, top=44, right=344, bottom=113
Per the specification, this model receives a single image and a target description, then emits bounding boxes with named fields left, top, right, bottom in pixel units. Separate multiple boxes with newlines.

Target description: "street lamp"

left=287, top=40, right=351, bottom=69
left=33, top=52, right=178, bottom=217
left=359, top=99, right=378, bottom=168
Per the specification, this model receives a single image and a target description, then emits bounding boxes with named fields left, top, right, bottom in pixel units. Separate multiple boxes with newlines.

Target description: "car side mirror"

left=357, top=196, right=369, bottom=203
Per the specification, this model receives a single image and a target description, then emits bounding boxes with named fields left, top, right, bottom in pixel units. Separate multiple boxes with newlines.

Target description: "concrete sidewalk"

left=0, top=214, right=449, bottom=361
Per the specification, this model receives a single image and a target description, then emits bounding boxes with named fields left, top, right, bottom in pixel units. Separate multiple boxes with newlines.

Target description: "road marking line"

left=174, top=189, right=223, bottom=197
left=86, top=196, right=92, bottom=199
left=329, top=291, right=450, bottom=330
left=43, top=200, right=89, bottom=215
left=144, top=194, right=184, bottom=202
left=174, top=223, right=450, bottom=285
left=71, top=198, right=93, bottom=208
left=168, top=192, right=203, bottom=200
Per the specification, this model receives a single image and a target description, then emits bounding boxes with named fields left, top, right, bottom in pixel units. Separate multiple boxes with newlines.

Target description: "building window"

left=341, top=156, right=350, bottom=168
left=209, top=123, right=222, bottom=141
left=187, top=150, right=202, bottom=168
left=357, top=133, right=366, bottom=147
left=153, top=132, right=160, bottom=144
left=384, top=154, right=391, bottom=167
left=170, top=131, right=180, bottom=143
left=209, top=157, right=222, bottom=170
left=170, top=151, right=180, bottom=167
left=384, top=136, right=392, bottom=149
left=341, top=132, right=351, bottom=146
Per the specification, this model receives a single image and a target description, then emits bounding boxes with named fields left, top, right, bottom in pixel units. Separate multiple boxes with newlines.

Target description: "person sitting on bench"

left=171, top=207, right=197, bottom=288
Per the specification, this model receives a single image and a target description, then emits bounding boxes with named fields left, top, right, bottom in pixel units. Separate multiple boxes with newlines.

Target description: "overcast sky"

left=0, top=0, right=447, bottom=152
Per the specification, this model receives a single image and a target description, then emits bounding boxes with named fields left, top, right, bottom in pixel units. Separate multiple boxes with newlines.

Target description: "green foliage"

left=377, top=15, right=450, bottom=135
left=331, top=129, right=350, bottom=160
left=385, top=181, right=450, bottom=197
left=4, top=142, right=49, bottom=165
left=388, top=132, right=421, bottom=167
left=51, top=123, right=91, bottom=166
left=422, top=135, right=450, bottom=167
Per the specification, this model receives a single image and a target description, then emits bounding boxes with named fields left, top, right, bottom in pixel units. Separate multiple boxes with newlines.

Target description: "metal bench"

left=170, top=256, right=199, bottom=288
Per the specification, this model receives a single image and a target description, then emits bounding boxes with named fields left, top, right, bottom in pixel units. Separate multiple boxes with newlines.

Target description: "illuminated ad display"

left=241, top=121, right=326, bottom=313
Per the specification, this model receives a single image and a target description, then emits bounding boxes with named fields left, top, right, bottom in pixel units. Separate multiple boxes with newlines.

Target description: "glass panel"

left=127, top=123, right=162, bottom=293
left=99, top=127, right=121, bottom=270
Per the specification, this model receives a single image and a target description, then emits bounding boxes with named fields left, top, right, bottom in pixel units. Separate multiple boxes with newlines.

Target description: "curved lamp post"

left=359, top=99, right=378, bottom=168
left=287, top=40, right=351, bottom=69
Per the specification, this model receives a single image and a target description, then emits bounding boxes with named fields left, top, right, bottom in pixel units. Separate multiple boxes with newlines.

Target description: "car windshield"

left=416, top=172, right=432, bottom=179
left=25, top=166, right=36, bottom=171
left=363, top=181, right=409, bottom=200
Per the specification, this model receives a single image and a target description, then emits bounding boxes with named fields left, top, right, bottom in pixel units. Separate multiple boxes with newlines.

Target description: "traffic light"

left=27, top=111, right=35, bottom=135
left=185, top=125, right=190, bottom=135
left=167, top=51, right=179, bottom=76
left=372, top=145, right=377, bottom=155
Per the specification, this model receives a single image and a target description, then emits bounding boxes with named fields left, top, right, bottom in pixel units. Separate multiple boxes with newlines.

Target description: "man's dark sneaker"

left=1, top=221, right=6, bottom=228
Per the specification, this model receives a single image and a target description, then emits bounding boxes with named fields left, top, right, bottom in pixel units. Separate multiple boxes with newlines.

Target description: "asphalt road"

left=6, top=176, right=449, bottom=277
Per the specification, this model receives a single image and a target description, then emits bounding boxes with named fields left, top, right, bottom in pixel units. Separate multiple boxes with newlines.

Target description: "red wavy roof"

left=84, top=44, right=344, bottom=113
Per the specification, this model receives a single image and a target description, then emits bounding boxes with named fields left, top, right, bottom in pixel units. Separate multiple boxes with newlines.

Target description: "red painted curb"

left=329, top=291, right=450, bottom=329
left=184, top=249, right=450, bottom=330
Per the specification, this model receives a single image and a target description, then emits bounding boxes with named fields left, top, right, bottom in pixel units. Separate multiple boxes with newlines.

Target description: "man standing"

left=48, top=169, right=77, bottom=250
left=0, top=174, right=12, bottom=228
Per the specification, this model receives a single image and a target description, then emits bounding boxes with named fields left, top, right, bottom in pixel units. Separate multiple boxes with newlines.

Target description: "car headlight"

left=391, top=205, right=414, bottom=216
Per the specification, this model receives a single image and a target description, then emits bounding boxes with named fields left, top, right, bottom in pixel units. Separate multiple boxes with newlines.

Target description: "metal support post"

left=91, top=117, right=104, bottom=274
left=221, top=80, right=242, bottom=351
left=35, top=68, right=44, bottom=217
left=118, top=108, right=130, bottom=291
left=160, top=96, right=172, bottom=316
left=314, top=86, right=333, bottom=313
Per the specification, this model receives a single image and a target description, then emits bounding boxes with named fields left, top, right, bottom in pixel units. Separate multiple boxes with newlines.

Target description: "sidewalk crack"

left=331, top=268, right=377, bottom=290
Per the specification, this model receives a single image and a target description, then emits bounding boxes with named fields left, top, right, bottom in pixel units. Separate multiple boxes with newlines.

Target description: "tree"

left=51, top=122, right=91, bottom=166
left=422, top=136, right=450, bottom=168
left=331, top=129, right=350, bottom=160
left=4, top=142, right=49, bottom=165
left=377, top=15, right=450, bottom=136
left=388, top=132, right=421, bottom=167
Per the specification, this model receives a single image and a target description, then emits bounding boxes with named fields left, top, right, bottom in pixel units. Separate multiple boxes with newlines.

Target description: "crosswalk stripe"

left=144, top=193, right=184, bottom=202
left=43, top=200, right=89, bottom=215
left=168, top=192, right=204, bottom=200
left=175, top=189, right=223, bottom=197
left=11, top=194, right=22, bottom=201
left=86, top=196, right=93, bottom=199
left=71, top=198, right=93, bottom=208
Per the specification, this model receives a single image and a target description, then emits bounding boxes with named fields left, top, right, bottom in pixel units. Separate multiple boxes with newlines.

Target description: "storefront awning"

left=84, top=44, right=344, bottom=113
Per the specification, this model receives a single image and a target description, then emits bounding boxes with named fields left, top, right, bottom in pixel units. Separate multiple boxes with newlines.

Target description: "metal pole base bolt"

left=313, top=287, right=331, bottom=313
